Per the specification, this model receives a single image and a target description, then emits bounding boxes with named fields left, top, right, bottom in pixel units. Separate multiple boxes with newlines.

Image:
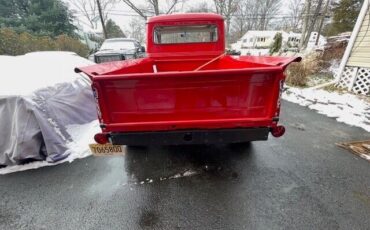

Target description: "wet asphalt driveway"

left=1, top=101, right=370, bottom=230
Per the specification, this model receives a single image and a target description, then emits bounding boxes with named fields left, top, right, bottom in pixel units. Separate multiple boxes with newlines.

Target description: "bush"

left=0, top=28, right=89, bottom=57
left=55, top=35, right=89, bottom=57
left=319, top=39, right=347, bottom=70
left=286, top=62, right=309, bottom=87
left=269, top=32, right=282, bottom=55
left=285, top=54, right=321, bottom=87
left=0, top=28, right=21, bottom=55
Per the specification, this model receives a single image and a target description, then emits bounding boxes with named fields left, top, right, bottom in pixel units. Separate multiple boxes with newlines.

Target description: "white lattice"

left=352, top=68, right=370, bottom=95
left=337, top=66, right=358, bottom=89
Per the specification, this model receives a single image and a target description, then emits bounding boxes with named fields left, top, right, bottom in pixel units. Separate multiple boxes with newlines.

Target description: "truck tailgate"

left=90, top=67, right=284, bottom=132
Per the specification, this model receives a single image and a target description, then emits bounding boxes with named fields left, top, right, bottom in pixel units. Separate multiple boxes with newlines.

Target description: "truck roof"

left=147, top=13, right=224, bottom=23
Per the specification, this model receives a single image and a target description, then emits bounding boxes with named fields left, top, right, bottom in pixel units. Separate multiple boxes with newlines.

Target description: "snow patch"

left=183, top=169, right=198, bottom=177
left=283, top=87, right=370, bottom=132
left=360, top=154, right=370, bottom=160
left=0, top=52, right=92, bottom=96
left=65, top=119, right=101, bottom=160
left=168, top=169, right=199, bottom=179
left=121, top=169, right=200, bottom=187
left=329, top=59, right=340, bottom=79
left=0, top=120, right=100, bottom=175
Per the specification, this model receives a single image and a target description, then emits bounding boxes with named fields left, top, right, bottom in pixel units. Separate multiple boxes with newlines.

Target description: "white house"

left=306, top=31, right=327, bottom=50
left=336, top=0, right=370, bottom=95
left=286, top=32, right=301, bottom=48
left=231, top=30, right=327, bottom=56
left=74, top=20, right=104, bottom=51
left=237, top=30, right=282, bottom=55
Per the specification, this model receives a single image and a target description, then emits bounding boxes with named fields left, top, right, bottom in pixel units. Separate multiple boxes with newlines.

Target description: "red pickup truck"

left=76, top=13, right=300, bottom=146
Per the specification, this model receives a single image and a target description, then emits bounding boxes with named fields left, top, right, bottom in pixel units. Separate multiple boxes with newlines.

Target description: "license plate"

left=89, top=144, right=125, bottom=156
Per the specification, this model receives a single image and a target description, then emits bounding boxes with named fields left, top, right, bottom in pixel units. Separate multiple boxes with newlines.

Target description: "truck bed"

left=76, top=55, right=300, bottom=144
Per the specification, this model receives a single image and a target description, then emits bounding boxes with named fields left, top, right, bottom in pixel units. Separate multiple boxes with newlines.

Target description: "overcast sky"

left=112, top=0, right=211, bottom=30
left=67, top=0, right=291, bottom=34
left=67, top=0, right=215, bottom=33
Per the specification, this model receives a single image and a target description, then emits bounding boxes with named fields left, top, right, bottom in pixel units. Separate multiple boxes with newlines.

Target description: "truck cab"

left=146, top=14, right=224, bottom=59
left=76, top=13, right=300, bottom=146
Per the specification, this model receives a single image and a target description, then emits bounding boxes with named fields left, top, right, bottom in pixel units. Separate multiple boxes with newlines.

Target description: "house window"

left=290, top=37, right=299, bottom=42
left=257, top=37, right=266, bottom=42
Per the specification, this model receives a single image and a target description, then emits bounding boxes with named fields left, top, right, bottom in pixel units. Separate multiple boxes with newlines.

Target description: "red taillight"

left=271, top=126, right=285, bottom=138
left=92, top=86, right=102, bottom=119
left=94, top=133, right=109, bottom=144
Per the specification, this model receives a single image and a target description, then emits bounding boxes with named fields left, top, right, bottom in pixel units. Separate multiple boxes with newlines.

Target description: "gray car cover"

left=0, top=52, right=97, bottom=166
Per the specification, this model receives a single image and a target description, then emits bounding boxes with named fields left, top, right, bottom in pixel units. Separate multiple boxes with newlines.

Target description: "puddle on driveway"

left=121, top=144, right=252, bottom=186
left=84, top=143, right=254, bottom=199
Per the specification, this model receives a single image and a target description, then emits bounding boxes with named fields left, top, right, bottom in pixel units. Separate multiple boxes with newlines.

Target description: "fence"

left=337, top=66, right=370, bottom=95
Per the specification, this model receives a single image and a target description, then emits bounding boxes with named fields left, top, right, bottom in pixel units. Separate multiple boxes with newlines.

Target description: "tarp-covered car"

left=0, top=52, right=97, bottom=167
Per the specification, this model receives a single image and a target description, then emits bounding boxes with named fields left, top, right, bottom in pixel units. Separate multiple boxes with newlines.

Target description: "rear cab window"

left=154, top=25, right=218, bottom=44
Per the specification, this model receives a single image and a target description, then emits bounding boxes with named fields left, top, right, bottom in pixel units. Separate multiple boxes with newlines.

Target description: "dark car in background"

left=89, top=38, right=145, bottom=63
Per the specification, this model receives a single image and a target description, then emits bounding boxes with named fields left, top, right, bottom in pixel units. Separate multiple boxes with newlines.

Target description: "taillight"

left=276, top=79, right=284, bottom=115
left=92, top=86, right=102, bottom=119
left=94, top=133, right=109, bottom=144
left=271, top=126, right=285, bottom=138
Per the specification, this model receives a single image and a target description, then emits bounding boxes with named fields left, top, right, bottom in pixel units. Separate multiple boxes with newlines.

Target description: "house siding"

left=347, top=9, right=370, bottom=68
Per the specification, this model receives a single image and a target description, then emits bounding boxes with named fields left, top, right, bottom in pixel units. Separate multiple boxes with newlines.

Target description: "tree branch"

left=121, top=0, right=148, bottom=19
left=166, top=0, right=179, bottom=14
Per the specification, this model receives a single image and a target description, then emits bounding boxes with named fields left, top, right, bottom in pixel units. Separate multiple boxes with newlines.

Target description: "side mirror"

left=140, top=46, right=145, bottom=52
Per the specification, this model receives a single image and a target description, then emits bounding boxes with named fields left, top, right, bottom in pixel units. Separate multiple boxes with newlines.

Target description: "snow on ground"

left=328, top=59, right=341, bottom=78
left=283, top=87, right=370, bottom=132
left=123, top=169, right=200, bottom=187
left=0, top=120, right=100, bottom=175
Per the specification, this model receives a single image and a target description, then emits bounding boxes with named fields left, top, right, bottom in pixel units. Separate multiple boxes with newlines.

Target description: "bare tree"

left=273, top=17, right=292, bottom=31
left=299, top=0, right=311, bottom=49
left=186, top=1, right=212, bottom=13
left=288, top=0, right=303, bottom=32
left=230, top=0, right=285, bottom=43
left=301, top=0, right=324, bottom=49
left=230, top=0, right=260, bottom=42
left=97, top=0, right=108, bottom=38
left=125, top=17, right=146, bottom=44
left=315, top=0, right=330, bottom=45
left=121, top=0, right=186, bottom=20
left=257, top=0, right=281, bottom=30
left=213, top=0, right=239, bottom=43
left=67, top=0, right=117, bottom=29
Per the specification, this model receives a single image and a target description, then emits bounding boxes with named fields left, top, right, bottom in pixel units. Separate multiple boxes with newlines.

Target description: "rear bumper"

left=107, top=127, right=270, bottom=145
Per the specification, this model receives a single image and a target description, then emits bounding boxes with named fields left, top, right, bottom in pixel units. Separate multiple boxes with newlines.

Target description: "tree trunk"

left=316, top=0, right=330, bottom=45
left=153, top=0, right=159, bottom=15
left=97, top=0, right=108, bottom=39
left=302, top=0, right=324, bottom=49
